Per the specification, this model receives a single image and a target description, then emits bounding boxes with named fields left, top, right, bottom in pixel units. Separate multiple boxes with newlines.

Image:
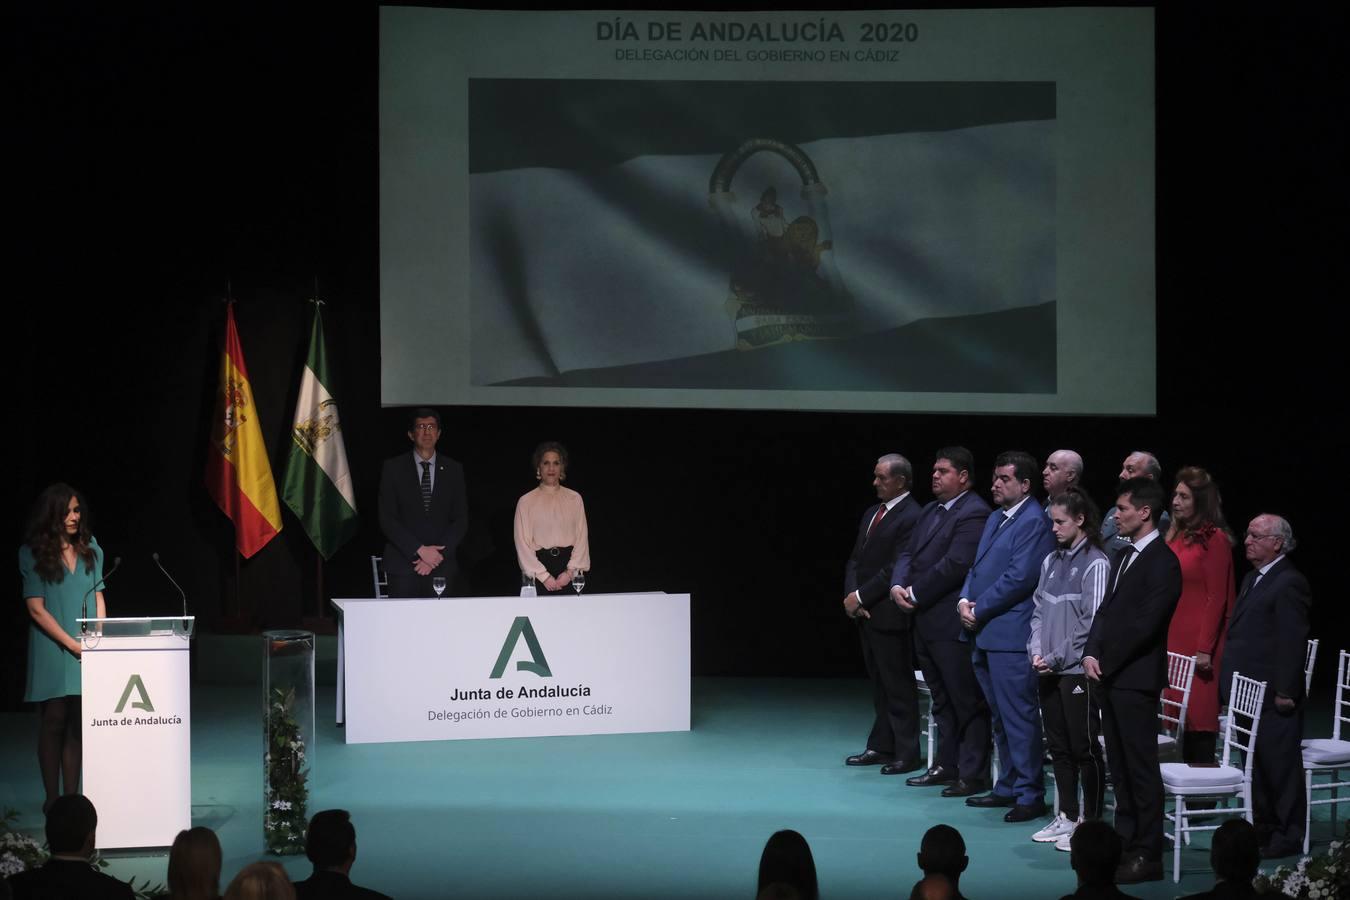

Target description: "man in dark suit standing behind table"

left=377, top=407, right=468, bottom=598
left=1220, top=514, right=1312, bottom=859
left=1082, top=477, right=1182, bottom=884
left=957, top=451, right=1057, bottom=822
left=842, top=453, right=924, bottom=774
left=891, top=447, right=993, bottom=796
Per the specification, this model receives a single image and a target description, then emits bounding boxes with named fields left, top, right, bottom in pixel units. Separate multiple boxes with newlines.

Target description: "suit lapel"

left=1100, top=537, right=1151, bottom=612
left=860, top=502, right=884, bottom=545
left=974, top=500, right=1028, bottom=566
left=1229, top=558, right=1282, bottom=631
left=1228, top=570, right=1259, bottom=632
left=912, top=492, right=964, bottom=556
left=429, top=457, right=450, bottom=511
left=972, top=510, right=1003, bottom=567
left=907, top=502, right=943, bottom=557
left=872, top=496, right=909, bottom=543
left=1116, top=541, right=1148, bottom=595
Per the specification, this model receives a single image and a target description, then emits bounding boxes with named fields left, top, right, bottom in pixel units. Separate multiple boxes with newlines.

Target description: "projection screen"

left=380, top=7, right=1155, bottom=414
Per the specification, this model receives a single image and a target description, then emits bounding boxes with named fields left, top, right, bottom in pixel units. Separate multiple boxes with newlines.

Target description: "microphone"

left=152, top=552, right=189, bottom=628
left=81, top=556, right=122, bottom=633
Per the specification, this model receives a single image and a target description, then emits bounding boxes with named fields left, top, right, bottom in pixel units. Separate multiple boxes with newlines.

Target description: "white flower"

left=271, top=800, right=292, bottom=811
left=0, top=852, right=26, bottom=877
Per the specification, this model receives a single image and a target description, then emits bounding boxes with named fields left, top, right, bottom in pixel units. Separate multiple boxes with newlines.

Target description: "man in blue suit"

left=957, top=450, right=1057, bottom=822
left=892, top=447, right=993, bottom=795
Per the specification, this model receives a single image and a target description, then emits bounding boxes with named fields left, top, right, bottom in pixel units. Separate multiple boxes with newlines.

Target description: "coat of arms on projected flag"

left=709, top=139, right=855, bottom=351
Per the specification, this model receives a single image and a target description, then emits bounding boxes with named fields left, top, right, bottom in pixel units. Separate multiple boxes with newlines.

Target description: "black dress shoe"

left=1114, top=855, right=1163, bottom=884
left=941, top=779, right=990, bottom=798
left=965, top=791, right=1016, bottom=808
left=880, top=758, right=923, bottom=776
left=906, top=766, right=957, bottom=787
left=1003, top=801, right=1048, bottom=823
left=845, top=749, right=892, bottom=767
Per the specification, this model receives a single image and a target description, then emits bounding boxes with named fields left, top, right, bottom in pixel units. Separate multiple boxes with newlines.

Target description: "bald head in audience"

left=1043, top=449, right=1084, bottom=501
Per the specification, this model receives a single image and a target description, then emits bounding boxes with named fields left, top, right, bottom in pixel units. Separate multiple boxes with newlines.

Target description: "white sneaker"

left=1031, top=812, right=1076, bottom=843
left=1047, top=825, right=1080, bottom=852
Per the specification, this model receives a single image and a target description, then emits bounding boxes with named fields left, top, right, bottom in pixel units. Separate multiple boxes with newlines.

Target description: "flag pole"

left=208, top=291, right=284, bottom=631
left=299, top=291, right=337, bottom=634
left=223, top=290, right=245, bottom=629
left=310, top=290, right=326, bottom=624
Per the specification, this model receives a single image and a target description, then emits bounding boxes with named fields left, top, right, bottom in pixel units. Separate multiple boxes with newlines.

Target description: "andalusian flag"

left=205, top=303, right=283, bottom=557
left=281, top=304, right=358, bottom=559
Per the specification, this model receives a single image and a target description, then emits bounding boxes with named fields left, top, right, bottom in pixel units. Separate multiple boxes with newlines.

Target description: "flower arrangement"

left=0, top=809, right=46, bottom=878
left=263, top=685, right=309, bottom=855
left=1255, top=827, right=1348, bottom=898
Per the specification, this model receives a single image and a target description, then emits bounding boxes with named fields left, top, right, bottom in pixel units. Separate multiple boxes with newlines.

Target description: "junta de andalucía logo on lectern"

left=489, top=617, right=552, bottom=678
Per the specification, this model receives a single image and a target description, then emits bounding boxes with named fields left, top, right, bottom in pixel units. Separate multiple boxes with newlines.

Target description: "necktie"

left=866, top=504, right=886, bottom=539
left=923, top=504, right=947, bottom=541
left=420, top=460, right=432, bottom=512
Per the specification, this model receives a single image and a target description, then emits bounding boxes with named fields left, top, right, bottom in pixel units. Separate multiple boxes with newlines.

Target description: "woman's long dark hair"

left=25, top=483, right=96, bottom=583
left=757, top=829, right=819, bottom=900
left=1048, top=487, right=1104, bottom=550
left=1171, top=466, right=1234, bottom=547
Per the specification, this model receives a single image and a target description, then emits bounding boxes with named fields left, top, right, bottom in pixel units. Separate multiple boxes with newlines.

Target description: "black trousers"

left=858, top=622, right=920, bottom=762
left=1098, top=682, right=1164, bottom=860
left=1252, top=700, right=1306, bottom=849
left=1039, top=673, right=1105, bottom=820
left=388, top=563, right=457, bottom=599
left=915, top=635, right=991, bottom=781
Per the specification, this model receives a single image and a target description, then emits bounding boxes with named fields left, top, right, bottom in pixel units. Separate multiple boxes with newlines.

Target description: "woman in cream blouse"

left=514, top=442, right=590, bottom=593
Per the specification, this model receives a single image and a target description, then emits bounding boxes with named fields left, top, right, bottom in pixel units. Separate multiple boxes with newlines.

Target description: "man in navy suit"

left=1083, top=477, right=1182, bottom=884
left=891, top=447, right=993, bottom=795
left=957, top=451, right=1057, bottom=822
left=843, top=453, right=924, bottom=773
left=1220, top=514, right=1312, bottom=859
left=377, top=407, right=468, bottom=598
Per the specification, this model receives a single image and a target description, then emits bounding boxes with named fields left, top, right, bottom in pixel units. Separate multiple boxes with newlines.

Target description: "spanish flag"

left=206, top=303, right=283, bottom=557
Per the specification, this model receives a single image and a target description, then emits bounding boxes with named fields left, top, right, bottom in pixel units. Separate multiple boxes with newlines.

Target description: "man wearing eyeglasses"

left=377, top=408, right=468, bottom=597
left=1220, top=514, right=1312, bottom=859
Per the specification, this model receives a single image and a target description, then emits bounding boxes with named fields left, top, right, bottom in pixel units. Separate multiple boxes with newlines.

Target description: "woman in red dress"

left=1165, top=466, right=1236, bottom=763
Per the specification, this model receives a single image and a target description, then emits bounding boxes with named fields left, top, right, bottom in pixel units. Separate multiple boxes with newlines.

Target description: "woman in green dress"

left=20, top=483, right=106, bottom=812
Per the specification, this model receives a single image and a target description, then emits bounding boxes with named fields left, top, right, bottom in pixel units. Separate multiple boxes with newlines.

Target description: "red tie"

left=866, top=504, right=887, bottom=538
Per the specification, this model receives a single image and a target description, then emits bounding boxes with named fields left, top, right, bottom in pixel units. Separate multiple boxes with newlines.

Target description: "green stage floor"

left=0, top=677, right=1328, bottom=899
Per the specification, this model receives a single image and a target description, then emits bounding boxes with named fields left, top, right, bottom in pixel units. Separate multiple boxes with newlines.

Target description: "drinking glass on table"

left=431, top=575, right=446, bottom=597
left=571, top=570, right=586, bottom=594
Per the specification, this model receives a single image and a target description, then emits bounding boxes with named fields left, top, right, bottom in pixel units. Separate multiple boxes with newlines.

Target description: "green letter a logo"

left=490, top=617, right=552, bottom=678
left=114, top=674, right=154, bottom=713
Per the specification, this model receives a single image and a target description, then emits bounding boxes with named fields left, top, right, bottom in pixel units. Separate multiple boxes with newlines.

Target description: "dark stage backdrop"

left=9, top=2, right=1344, bottom=709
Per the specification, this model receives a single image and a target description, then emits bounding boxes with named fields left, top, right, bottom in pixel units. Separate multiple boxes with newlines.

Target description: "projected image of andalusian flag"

left=468, top=80, right=1056, bottom=392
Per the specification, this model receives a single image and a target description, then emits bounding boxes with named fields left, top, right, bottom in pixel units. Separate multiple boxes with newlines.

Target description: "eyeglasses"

left=1244, top=532, right=1279, bottom=541
left=412, top=423, right=439, bottom=432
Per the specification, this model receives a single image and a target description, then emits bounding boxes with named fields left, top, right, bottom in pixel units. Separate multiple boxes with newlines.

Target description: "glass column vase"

left=263, top=629, right=314, bottom=855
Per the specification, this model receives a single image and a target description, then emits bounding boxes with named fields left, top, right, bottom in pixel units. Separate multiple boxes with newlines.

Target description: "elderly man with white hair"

left=1220, top=513, right=1312, bottom=859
